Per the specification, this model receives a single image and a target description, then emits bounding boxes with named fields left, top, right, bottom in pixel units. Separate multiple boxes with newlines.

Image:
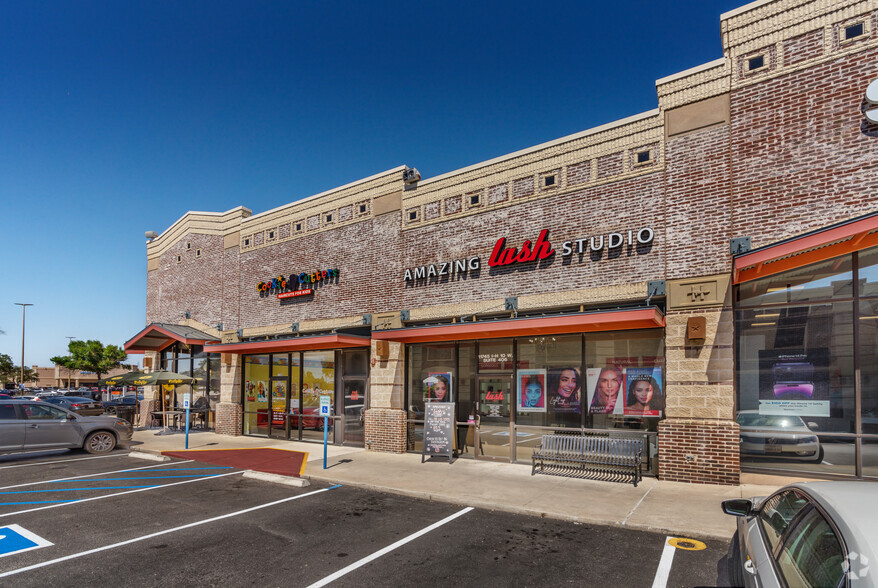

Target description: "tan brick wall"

left=369, top=340, right=403, bottom=410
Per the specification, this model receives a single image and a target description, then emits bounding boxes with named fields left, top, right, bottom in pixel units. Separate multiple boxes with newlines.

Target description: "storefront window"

left=736, top=256, right=853, bottom=307
left=516, top=335, right=582, bottom=428
left=584, top=331, right=665, bottom=432
left=243, top=354, right=270, bottom=436
left=302, top=351, right=335, bottom=441
left=859, top=246, right=878, bottom=297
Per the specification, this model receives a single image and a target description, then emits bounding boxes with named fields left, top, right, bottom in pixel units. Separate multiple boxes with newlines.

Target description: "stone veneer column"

left=365, top=340, right=407, bottom=453
left=215, top=353, right=243, bottom=436
left=660, top=275, right=739, bottom=485
left=137, top=351, right=161, bottom=428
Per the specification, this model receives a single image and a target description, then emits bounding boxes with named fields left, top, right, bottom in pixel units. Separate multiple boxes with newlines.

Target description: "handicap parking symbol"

left=0, top=524, right=53, bottom=558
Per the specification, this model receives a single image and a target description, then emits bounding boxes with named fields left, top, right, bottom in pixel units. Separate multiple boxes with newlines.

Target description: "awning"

left=371, top=307, right=664, bottom=344
left=124, top=323, right=220, bottom=354
left=734, top=212, right=878, bottom=285
left=204, top=333, right=372, bottom=354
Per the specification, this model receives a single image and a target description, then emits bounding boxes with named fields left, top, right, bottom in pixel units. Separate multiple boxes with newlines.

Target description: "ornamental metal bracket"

left=730, top=237, right=751, bottom=255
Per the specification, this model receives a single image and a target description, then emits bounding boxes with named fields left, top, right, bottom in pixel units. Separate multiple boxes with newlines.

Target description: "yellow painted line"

left=298, top=453, right=310, bottom=476
left=668, top=537, right=707, bottom=551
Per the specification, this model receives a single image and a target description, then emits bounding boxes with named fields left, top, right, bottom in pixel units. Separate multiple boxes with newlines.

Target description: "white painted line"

left=0, top=471, right=243, bottom=519
left=0, top=524, right=54, bottom=559
left=651, top=536, right=676, bottom=588
left=306, top=507, right=474, bottom=588
left=822, top=460, right=833, bottom=465
left=0, top=485, right=340, bottom=579
left=0, top=460, right=195, bottom=491
left=243, top=471, right=310, bottom=488
left=128, top=452, right=170, bottom=462
left=0, top=454, right=125, bottom=470
left=622, top=485, right=653, bottom=526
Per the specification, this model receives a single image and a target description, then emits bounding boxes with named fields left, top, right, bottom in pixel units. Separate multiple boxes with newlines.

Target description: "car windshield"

left=736, top=413, right=807, bottom=428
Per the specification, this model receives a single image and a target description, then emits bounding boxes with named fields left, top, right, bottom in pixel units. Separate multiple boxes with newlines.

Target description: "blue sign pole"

left=185, top=406, right=190, bottom=449
left=323, top=416, right=328, bottom=469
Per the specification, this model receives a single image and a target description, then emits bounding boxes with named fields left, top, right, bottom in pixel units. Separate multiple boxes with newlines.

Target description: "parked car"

left=42, top=396, right=106, bottom=416
left=34, top=391, right=60, bottom=399
left=736, top=410, right=823, bottom=463
left=723, top=481, right=877, bottom=587
left=102, top=395, right=144, bottom=414
left=0, top=399, right=133, bottom=454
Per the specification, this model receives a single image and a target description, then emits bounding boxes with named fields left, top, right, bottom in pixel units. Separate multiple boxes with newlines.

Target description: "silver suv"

left=0, top=399, right=133, bottom=454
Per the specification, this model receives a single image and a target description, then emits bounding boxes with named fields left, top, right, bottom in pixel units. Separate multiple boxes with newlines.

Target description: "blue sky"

left=0, top=0, right=743, bottom=368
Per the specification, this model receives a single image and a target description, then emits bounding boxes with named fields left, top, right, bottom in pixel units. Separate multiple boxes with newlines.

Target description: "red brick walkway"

left=162, top=448, right=308, bottom=477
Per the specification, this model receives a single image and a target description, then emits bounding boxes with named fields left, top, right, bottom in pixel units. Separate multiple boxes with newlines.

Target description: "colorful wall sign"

left=257, top=269, right=340, bottom=294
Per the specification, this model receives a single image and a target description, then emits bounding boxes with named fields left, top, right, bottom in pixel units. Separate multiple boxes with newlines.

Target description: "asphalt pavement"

left=0, top=449, right=733, bottom=587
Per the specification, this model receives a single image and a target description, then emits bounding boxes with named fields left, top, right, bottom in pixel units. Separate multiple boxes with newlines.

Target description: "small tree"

left=50, top=355, right=77, bottom=388
left=53, top=340, right=128, bottom=382
left=0, top=353, right=15, bottom=384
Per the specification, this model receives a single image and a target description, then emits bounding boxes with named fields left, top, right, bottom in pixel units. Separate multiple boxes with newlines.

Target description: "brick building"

left=128, top=0, right=878, bottom=484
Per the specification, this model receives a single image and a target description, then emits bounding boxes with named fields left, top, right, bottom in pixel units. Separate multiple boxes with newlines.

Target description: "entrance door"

left=342, top=379, right=366, bottom=445
left=269, top=377, right=289, bottom=439
left=475, top=375, right=513, bottom=461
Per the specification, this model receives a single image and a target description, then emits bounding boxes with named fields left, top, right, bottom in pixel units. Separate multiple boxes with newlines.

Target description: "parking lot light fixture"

left=14, top=303, right=33, bottom=386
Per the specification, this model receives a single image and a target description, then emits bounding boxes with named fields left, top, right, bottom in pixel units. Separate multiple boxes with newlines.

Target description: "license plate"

left=764, top=444, right=782, bottom=453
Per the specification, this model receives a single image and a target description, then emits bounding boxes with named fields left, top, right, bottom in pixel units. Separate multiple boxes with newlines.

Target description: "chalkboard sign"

left=421, top=402, right=455, bottom=464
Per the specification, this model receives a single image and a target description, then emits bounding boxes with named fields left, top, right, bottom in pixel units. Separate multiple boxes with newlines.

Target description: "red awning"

left=371, top=307, right=664, bottom=344
left=204, top=334, right=371, bottom=354
left=734, top=213, right=878, bottom=284
left=124, top=323, right=220, bottom=354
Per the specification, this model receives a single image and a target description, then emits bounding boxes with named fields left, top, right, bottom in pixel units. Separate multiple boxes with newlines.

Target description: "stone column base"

left=658, top=418, right=740, bottom=485
left=365, top=408, right=407, bottom=453
left=138, top=399, right=162, bottom=428
left=215, top=402, right=243, bottom=436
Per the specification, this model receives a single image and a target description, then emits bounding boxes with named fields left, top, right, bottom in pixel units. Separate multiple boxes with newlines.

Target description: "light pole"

left=14, top=303, right=33, bottom=387
left=66, top=336, right=76, bottom=388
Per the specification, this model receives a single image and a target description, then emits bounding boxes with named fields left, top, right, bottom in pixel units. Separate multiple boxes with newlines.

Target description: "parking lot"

left=0, top=449, right=732, bottom=586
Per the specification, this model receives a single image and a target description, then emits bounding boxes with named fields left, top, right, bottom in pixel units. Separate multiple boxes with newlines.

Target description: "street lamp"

left=14, top=303, right=33, bottom=387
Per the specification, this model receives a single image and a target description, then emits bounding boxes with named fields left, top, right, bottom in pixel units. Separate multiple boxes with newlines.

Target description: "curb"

left=243, top=471, right=310, bottom=487
left=128, top=451, right=170, bottom=462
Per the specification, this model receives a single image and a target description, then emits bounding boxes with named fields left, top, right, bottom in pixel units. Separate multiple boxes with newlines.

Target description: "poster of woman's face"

left=423, top=372, right=452, bottom=402
left=517, top=369, right=547, bottom=413
left=623, top=367, right=662, bottom=417
left=586, top=367, right=624, bottom=415
left=547, top=367, right=581, bottom=413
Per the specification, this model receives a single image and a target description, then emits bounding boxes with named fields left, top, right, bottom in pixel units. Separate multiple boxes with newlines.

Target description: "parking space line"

left=306, top=507, right=474, bottom=588
left=0, top=484, right=342, bottom=579
left=0, top=460, right=196, bottom=492
left=0, top=471, right=244, bottom=519
left=0, top=500, right=79, bottom=506
left=651, top=536, right=676, bottom=588
left=47, top=474, right=228, bottom=483
left=0, top=454, right=126, bottom=470
left=0, top=485, right=163, bottom=496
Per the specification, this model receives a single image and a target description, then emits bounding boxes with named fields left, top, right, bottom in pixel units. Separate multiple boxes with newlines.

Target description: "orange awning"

left=371, top=307, right=664, bottom=344
left=204, top=334, right=371, bottom=354
left=734, top=213, right=878, bottom=284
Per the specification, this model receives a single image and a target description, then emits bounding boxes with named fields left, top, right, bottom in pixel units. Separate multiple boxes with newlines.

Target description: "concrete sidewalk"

left=130, top=429, right=796, bottom=541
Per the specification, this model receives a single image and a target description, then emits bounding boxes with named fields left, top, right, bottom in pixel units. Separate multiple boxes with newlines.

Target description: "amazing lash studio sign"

left=403, top=227, right=654, bottom=282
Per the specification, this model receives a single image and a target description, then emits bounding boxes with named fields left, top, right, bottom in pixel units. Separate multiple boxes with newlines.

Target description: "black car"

left=102, top=395, right=143, bottom=414
left=42, top=395, right=105, bottom=416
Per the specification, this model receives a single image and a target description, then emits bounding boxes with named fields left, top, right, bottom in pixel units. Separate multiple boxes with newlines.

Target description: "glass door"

left=342, top=379, right=366, bottom=445
left=475, top=375, right=513, bottom=461
left=269, top=354, right=290, bottom=439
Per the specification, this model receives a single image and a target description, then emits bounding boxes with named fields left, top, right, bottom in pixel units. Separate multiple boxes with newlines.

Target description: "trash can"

left=115, top=406, right=136, bottom=425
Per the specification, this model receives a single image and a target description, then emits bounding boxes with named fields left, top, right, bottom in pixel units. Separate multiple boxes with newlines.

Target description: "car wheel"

left=811, top=446, right=825, bottom=464
left=107, top=406, right=116, bottom=415
left=83, top=431, right=117, bottom=454
left=728, top=532, right=745, bottom=587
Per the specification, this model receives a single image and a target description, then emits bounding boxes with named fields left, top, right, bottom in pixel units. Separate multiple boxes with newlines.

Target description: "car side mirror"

left=807, top=422, right=819, bottom=430
left=722, top=499, right=754, bottom=517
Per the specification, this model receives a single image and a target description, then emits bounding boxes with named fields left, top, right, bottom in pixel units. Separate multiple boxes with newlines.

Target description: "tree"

left=50, top=355, right=77, bottom=388
left=0, top=353, right=14, bottom=383
left=53, top=340, right=128, bottom=381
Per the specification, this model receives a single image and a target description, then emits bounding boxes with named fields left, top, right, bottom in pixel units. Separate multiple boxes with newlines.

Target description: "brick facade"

left=137, top=0, right=878, bottom=484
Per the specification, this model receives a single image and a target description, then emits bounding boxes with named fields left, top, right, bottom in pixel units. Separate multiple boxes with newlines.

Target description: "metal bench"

left=531, top=433, right=643, bottom=486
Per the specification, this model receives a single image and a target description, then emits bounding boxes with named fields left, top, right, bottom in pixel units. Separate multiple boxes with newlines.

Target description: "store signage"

left=404, top=227, right=654, bottom=281
left=257, top=269, right=339, bottom=295
left=278, top=289, right=313, bottom=299
left=865, top=78, right=878, bottom=124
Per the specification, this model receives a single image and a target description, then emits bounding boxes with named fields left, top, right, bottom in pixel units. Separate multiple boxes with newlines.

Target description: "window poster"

left=586, top=366, right=625, bottom=415
left=423, top=372, right=452, bottom=403
left=623, top=367, right=663, bottom=417
left=758, top=349, right=830, bottom=417
left=547, top=367, right=581, bottom=413
left=517, top=369, right=547, bottom=413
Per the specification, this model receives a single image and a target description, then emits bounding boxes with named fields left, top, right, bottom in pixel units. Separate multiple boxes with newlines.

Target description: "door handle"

left=28, top=424, right=39, bottom=428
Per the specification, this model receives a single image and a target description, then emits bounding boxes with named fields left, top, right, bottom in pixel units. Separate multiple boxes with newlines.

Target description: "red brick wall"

left=365, top=408, right=406, bottom=453
left=784, top=29, right=823, bottom=66
left=216, top=402, right=243, bottom=436
left=658, top=419, right=740, bottom=485
left=730, top=47, right=878, bottom=249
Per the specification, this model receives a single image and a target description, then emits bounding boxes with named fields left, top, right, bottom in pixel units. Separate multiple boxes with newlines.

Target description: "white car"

left=736, top=410, right=823, bottom=463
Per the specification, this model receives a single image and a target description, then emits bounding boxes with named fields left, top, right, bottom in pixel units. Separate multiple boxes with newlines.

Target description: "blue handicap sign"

left=0, top=524, right=52, bottom=558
